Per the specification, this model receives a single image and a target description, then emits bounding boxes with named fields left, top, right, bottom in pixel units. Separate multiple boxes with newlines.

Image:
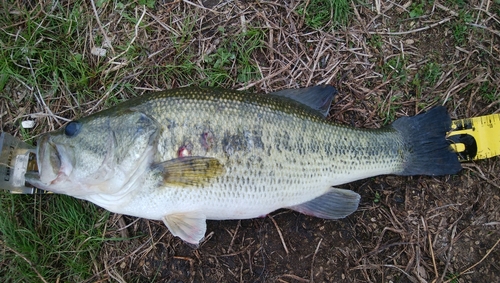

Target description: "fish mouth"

left=36, top=135, right=74, bottom=185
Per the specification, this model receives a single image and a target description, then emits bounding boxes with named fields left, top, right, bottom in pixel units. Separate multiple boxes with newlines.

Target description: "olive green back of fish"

left=106, top=86, right=460, bottom=180
left=50, top=84, right=458, bottom=194
left=127, top=87, right=403, bottom=182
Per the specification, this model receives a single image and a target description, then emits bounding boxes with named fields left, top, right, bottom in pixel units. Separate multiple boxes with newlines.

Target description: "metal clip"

left=0, top=132, right=46, bottom=194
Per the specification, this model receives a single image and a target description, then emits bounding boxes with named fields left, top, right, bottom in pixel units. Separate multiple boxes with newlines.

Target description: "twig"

left=237, top=62, right=293, bottom=91
left=147, top=11, right=180, bottom=37
left=375, top=0, right=381, bottom=14
left=173, top=256, right=195, bottom=282
left=116, top=215, right=130, bottom=239
left=280, top=274, right=309, bottom=282
left=227, top=220, right=241, bottom=253
left=438, top=222, right=458, bottom=283
left=463, top=164, right=500, bottom=190
left=212, top=241, right=255, bottom=257
left=182, top=0, right=221, bottom=14
left=468, top=23, right=500, bottom=38
left=422, top=216, right=439, bottom=280
left=1, top=240, right=49, bottom=283
left=106, top=5, right=147, bottom=67
left=483, top=222, right=500, bottom=226
left=90, top=0, right=115, bottom=54
left=26, top=57, right=70, bottom=128
left=268, top=215, right=289, bottom=255
left=435, top=2, right=459, bottom=17
left=310, top=238, right=322, bottom=283
left=352, top=264, right=418, bottom=282
left=104, top=258, right=126, bottom=283
left=369, top=17, right=453, bottom=35
left=443, top=237, right=500, bottom=283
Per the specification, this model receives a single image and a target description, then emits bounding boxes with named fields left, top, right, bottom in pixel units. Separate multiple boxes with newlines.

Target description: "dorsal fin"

left=270, top=85, right=337, bottom=117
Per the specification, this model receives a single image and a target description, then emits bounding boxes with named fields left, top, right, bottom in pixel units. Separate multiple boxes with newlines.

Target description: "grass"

left=446, top=273, right=460, bottom=283
left=110, top=6, right=266, bottom=89
left=368, top=34, right=383, bottom=49
left=375, top=55, right=408, bottom=124
left=297, top=0, right=352, bottom=29
left=202, top=28, right=265, bottom=86
left=452, top=10, right=473, bottom=46
left=411, top=62, right=442, bottom=97
left=1, top=2, right=98, bottom=96
left=153, top=25, right=265, bottom=88
left=0, top=194, right=110, bottom=282
left=479, top=81, right=499, bottom=103
left=409, top=0, right=427, bottom=18
left=380, top=55, right=408, bottom=85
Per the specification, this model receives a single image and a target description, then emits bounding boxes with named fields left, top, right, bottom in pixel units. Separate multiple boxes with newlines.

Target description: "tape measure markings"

left=448, top=113, right=500, bottom=162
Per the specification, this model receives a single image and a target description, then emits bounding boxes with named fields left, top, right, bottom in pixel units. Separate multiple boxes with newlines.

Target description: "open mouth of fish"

left=32, top=135, right=74, bottom=186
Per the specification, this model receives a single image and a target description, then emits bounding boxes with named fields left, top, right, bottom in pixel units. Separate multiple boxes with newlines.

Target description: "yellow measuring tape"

left=448, top=113, right=500, bottom=162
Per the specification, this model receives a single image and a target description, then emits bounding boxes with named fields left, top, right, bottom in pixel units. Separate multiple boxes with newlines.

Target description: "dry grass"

left=1, top=0, right=499, bottom=282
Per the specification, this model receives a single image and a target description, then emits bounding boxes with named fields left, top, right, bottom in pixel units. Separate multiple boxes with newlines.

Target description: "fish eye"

left=64, top=121, right=82, bottom=137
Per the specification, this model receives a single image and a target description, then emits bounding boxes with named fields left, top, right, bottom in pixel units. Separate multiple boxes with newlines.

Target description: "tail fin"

left=391, top=106, right=462, bottom=176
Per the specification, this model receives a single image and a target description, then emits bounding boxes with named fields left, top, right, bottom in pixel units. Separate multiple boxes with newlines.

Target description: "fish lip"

left=52, top=143, right=74, bottom=183
left=36, top=135, right=73, bottom=185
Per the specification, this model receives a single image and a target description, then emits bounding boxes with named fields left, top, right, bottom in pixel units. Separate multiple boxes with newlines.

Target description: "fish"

left=25, top=86, right=462, bottom=244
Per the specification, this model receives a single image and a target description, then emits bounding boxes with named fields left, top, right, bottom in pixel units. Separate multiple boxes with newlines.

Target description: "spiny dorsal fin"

left=154, top=156, right=224, bottom=187
left=270, top=85, right=337, bottom=117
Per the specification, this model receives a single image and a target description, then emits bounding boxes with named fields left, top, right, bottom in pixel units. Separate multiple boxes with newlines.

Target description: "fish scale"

left=25, top=86, right=461, bottom=244
left=137, top=87, right=403, bottom=175
left=124, top=88, right=409, bottom=216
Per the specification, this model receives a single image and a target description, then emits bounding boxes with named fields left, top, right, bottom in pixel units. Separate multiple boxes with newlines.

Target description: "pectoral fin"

left=154, top=156, right=224, bottom=187
left=162, top=212, right=207, bottom=244
left=288, top=188, right=360, bottom=219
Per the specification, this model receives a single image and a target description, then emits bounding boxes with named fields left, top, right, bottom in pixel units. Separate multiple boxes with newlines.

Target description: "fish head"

left=27, top=109, right=159, bottom=197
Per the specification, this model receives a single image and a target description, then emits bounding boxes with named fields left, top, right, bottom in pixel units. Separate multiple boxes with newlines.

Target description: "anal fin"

left=288, top=188, right=360, bottom=219
left=162, top=212, right=207, bottom=245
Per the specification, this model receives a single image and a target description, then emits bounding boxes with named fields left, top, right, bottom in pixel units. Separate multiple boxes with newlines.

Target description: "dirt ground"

left=3, top=0, right=500, bottom=282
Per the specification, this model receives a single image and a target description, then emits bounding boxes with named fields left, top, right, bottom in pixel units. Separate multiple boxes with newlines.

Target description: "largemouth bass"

left=26, top=86, right=461, bottom=244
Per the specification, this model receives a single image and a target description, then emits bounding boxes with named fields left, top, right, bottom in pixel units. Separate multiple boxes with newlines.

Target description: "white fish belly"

left=112, top=151, right=398, bottom=221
